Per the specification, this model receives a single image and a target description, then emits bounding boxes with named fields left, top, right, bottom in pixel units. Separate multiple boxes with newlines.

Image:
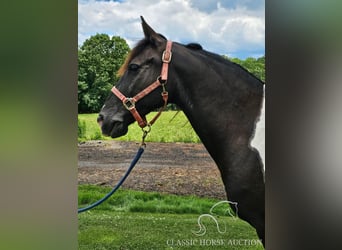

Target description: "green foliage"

left=78, top=34, right=130, bottom=113
left=78, top=113, right=103, bottom=141
left=78, top=111, right=200, bottom=143
left=90, top=130, right=103, bottom=140
left=78, top=118, right=86, bottom=140
left=223, top=55, right=265, bottom=82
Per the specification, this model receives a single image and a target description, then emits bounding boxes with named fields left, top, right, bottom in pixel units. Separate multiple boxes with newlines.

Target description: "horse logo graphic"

left=192, top=200, right=239, bottom=236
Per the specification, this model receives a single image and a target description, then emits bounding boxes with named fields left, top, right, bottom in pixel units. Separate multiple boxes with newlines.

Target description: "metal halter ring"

left=141, top=123, right=151, bottom=147
left=123, top=98, right=136, bottom=110
left=142, top=123, right=151, bottom=134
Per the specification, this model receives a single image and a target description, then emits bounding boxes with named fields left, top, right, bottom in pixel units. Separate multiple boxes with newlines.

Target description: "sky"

left=78, top=0, right=264, bottom=59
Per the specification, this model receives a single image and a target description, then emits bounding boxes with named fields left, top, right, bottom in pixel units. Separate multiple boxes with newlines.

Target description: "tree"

left=78, top=34, right=130, bottom=113
left=223, top=55, right=265, bottom=82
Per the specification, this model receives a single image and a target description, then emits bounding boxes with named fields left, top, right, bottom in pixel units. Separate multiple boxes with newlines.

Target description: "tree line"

left=78, top=34, right=265, bottom=113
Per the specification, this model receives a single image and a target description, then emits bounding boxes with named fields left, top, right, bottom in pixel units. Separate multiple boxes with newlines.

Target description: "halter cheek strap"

left=111, top=40, right=173, bottom=128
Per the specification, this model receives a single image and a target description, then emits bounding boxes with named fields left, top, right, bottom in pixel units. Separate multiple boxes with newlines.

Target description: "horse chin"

left=110, top=121, right=128, bottom=138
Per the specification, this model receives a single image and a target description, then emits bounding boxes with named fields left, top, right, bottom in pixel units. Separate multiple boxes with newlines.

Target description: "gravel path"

left=78, top=140, right=226, bottom=199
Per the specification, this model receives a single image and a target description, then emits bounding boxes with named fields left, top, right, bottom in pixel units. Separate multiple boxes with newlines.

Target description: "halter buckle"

left=123, top=98, right=135, bottom=110
left=162, top=50, right=172, bottom=63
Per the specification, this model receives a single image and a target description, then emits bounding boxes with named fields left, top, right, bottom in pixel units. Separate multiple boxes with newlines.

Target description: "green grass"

left=78, top=111, right=200, bottom=143
left=78, top=186, right=263, bottom=250
left=78, top=186, right=234, bottom=215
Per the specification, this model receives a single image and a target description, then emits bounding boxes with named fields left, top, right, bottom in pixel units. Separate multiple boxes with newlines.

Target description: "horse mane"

left=186, top=43, right=203, bottom=50
left=191, top=48, right=265, bottom=85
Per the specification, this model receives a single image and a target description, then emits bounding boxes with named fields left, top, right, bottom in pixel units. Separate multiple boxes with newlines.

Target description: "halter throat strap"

left=111, top=40, right=173, bottom=128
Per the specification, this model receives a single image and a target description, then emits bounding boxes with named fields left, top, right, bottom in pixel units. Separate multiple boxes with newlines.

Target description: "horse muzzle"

left=97, top=112, right=129, bottom=138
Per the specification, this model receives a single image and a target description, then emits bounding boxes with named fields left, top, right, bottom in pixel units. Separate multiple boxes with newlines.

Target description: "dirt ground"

left=78, top=140, right=227, bottom=199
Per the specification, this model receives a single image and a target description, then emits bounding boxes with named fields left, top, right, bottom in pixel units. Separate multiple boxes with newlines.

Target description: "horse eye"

left=147, top=58, right=154, bottom=64
left=128, top=63, right=140, bottom=71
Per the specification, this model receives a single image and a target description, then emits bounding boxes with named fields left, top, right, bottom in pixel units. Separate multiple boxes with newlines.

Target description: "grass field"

left=78, top=186, right=263, bottom=250
left=78, top=111, right=200, bottom=143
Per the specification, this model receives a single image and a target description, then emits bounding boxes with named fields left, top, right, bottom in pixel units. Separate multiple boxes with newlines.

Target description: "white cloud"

left=78, top=0, right=264, bottom=58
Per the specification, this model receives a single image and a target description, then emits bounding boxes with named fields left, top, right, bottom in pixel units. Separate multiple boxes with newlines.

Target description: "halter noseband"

left=111, top=40, right=173, bottom=129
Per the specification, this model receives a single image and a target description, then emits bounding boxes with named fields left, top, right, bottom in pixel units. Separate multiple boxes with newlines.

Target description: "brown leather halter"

left=111, top=40, right=173, bottom=129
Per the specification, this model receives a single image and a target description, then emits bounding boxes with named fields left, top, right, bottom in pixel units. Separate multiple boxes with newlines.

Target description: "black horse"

left=98, top=17, right=265, bottom=246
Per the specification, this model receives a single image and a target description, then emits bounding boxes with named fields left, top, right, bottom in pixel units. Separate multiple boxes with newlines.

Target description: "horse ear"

left=140, top=16, right=164, bottom=47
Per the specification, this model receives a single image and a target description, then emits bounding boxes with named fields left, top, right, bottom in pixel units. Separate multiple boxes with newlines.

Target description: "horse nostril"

left=97, top=114, right=104, bottom=123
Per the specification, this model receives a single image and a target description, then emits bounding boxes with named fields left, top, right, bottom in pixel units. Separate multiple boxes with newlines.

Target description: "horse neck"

left=170, top=46, right=263, bottom=163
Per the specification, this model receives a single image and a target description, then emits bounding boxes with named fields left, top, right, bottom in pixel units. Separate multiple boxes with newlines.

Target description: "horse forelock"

left=117, top=38, right=151, bottom=77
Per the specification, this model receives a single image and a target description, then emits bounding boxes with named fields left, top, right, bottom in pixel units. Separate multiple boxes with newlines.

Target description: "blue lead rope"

left=78, top=146, right=145, bottom=214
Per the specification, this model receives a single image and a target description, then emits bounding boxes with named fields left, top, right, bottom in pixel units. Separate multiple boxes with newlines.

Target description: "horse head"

left=98, top=17, right=174, bottom=138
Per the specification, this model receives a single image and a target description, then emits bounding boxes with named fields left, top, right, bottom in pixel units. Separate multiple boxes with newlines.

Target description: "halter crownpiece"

left=111, top=40, right=173, bottom=129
